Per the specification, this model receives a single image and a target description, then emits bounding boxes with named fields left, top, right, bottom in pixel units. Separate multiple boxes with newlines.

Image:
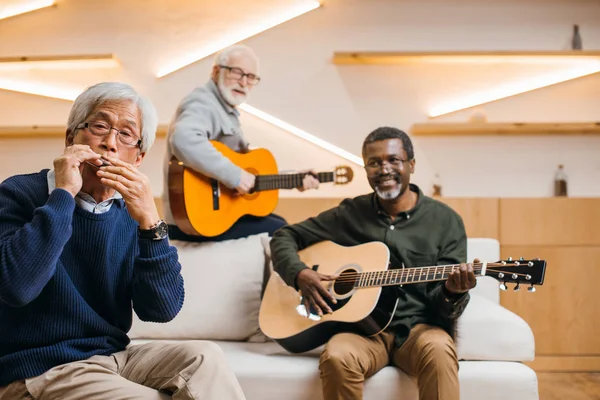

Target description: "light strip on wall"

left=0, top=78, right=79, bottom=101
left=0, top=83, right=361, bottom=169
left=156, top=0, right=321, bottom=78
left=0, top=0, right=55, bottom=20
left=239, top=104, right=364, bottom=166
left=429, top=61, right=600, bottom=117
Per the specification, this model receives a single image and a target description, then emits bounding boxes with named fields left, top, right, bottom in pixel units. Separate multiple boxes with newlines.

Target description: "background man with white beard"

left=269, top=127, right=478, bottom=400
left=162, top=44, right=319, bottom=242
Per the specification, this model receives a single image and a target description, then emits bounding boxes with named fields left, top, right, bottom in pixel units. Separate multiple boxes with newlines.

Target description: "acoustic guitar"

left=168, top=141, right=354, bottom=237
left=259, top=240, right=546, bottom=354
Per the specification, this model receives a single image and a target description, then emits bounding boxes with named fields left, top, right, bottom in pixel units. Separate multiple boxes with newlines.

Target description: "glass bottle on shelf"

left=554, top=164, right=568, bottom=197
left=572, top=24, right=583, bottom=50
left=432, top=173, right=442, bottom=197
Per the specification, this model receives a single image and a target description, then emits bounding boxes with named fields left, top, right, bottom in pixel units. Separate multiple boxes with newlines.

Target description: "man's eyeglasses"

left=365, top=158, right=410, bottom=170
left=76, top=122, right=142, bottom=148
left=219, top=65, right=261, bottom=85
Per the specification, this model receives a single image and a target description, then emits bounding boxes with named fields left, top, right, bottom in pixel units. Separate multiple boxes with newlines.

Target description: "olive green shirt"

left=270, top=184, right=470, bottom=348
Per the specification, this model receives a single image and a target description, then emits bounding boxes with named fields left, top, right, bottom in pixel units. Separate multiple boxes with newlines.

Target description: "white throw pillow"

left=128, top=233, right=269, bottom=342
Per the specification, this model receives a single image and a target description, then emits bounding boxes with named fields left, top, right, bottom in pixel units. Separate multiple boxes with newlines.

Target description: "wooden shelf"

left=410, top=122, right=600, bottom=137
left=0, top=54, right=116, bottom=63
left=0, top=125, right=168, bottom=139
left=333, top=51, right=600, bottom=64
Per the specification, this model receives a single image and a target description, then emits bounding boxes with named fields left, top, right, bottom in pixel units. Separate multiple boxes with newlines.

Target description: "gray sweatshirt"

left=161, top=79, right=249, bottom=225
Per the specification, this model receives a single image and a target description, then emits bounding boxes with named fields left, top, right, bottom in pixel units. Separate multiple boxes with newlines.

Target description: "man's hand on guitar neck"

left=297, top=170, right=320, bottom=192
left=296, top=268, right=339, bottom=317
left=444, top=258, right=479, bottom=295
left=235, top=169, right=256, bottom=195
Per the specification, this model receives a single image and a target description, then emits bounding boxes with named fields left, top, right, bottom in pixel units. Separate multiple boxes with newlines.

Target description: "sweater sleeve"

left=169, top=95, right=242, bottom=189
left=0, top=183, right=75, bottom=308
left=425, top=211, right=470, bottom=320
left=271, top=202, right=349, bottom=289
left=131, top=238, right=185, bottom=322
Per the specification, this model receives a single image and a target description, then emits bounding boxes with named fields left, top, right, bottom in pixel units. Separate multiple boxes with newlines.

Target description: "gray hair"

left=213, top=44, right=259, bottom=68
left=66, top=82, right=158, bottom=153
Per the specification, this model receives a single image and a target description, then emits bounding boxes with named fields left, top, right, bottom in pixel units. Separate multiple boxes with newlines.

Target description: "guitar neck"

left=351, top=263, right=492, bottom=289
left=255, top=172, right=334, bottom=191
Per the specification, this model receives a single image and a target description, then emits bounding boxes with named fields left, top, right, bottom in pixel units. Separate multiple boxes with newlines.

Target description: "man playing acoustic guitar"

left=162, top=44, right=319, bottom=242
left=270, top=127, right=478, bottom=400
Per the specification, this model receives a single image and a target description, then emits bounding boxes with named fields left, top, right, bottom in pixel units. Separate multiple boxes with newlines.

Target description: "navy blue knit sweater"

left=0, top=170, right=185, bottom=386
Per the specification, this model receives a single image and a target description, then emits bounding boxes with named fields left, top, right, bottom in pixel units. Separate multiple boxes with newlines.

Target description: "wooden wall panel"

left=500, top=198, right=600, bottom=246
left=274, top=198, right=345, bottom=224
left=500, top=246, right=600, bottom=357
left=435, top=197, right=499, bottom=239
left=156, top=197, right=500, bottom=236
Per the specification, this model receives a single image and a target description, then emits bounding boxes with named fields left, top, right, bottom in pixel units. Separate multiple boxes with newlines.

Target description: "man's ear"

left=409, top=158, right=416, bottom=174
left=134, top=151, right=146, bottom=167
left=65, top=131, right=73, bottom=147
left=211, top=65, right=220, bottom=82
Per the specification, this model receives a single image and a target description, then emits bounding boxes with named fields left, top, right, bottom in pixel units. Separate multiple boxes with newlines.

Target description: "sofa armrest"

left=456, top=293, right=535, bottom=362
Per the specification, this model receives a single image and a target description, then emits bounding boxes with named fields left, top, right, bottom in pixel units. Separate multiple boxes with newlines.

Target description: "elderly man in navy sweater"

left=0, top=82, right=245, bottom=400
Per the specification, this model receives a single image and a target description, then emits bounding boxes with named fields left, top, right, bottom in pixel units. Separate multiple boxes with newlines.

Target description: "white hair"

left=213, top=44, right=259, bottom=68
left=66, top=82, right=158, bottom=153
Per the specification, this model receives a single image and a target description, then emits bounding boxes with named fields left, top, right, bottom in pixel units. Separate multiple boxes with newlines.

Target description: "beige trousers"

left=319, top=324, right=459, bottom=400
left=0, top=341, right=246, bottom=400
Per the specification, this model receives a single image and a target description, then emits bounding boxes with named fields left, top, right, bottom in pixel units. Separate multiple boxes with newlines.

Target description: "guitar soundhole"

left=333, top=269, right=358, bottom=296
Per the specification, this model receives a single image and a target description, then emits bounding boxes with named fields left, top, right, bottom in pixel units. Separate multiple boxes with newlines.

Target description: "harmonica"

left=85, top=158, right=112, bottom=170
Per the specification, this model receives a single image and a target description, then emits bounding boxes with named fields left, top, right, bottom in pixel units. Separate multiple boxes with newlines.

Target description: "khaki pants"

left=319, top=324, right=459, bottom=400
left=0, top=341, right=246, bottom=400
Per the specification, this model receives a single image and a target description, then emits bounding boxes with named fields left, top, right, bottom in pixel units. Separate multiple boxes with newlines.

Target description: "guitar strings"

left=344, top=269, right=532, bottom=287
left=256, top=172, right=333, bottom=190
left=329, top=265, right=534, bottom=284
left=332, top=267, right=527, bottom=282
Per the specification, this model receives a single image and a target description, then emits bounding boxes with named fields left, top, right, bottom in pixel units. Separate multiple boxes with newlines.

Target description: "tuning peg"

left=528, top=284, right=536, bottom=293
left=514, top=282, right=520, bottom=291
left=533, top=257, right=540, bottom=261
left=499, top=282, right=507, bottom=291
left=507, top=257, right=513, bottom=262
left=519, top=257, right=524, bottom=261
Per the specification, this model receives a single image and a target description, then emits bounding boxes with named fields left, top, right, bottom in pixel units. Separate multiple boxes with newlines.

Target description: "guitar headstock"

left=484, top=257, right=546, bottom=292
left=333, top=166, right=354, bottom=185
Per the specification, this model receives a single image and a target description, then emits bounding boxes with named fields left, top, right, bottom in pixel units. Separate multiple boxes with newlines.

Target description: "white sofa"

left=129, top=235, right=539, bottom=400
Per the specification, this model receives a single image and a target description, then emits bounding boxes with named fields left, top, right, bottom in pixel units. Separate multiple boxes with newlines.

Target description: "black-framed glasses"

left=365, top=158, right=410, bottom=170
left=219, top=65, right=261, bottom=85
left=76, top=122, right=142, bottom=148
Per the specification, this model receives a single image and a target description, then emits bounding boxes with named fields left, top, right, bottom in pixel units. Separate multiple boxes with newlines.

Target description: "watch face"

left=156, top=221, right=169, bottom=238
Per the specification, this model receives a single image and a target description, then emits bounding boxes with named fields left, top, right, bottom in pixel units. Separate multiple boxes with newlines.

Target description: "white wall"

left=1, top=0, right=599, bottom=198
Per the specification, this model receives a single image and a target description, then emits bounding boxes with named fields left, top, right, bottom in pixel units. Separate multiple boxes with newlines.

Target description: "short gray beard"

left=375, top=186, right=402, bottom=200
left=218, top=71, right=248, bottom=106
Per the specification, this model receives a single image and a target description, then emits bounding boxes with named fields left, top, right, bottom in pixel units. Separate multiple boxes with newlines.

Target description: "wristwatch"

left=138, top=220, right=169, bottom=241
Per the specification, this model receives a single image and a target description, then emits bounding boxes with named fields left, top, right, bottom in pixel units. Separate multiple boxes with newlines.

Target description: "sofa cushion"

left=128, top=339, right=538, bottom=400
left=456, top=293, right=535, bottom=362
left=128, top=233, right=269, bottom=342
left=466, top=238, right=501, bottom=303
left=217, top=341, right=538, bottom=400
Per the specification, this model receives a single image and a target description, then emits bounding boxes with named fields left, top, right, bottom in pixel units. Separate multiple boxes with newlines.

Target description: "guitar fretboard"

left=255, top=172, right=334, bottom=191
left=352, top=264, right=488, bottom=288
